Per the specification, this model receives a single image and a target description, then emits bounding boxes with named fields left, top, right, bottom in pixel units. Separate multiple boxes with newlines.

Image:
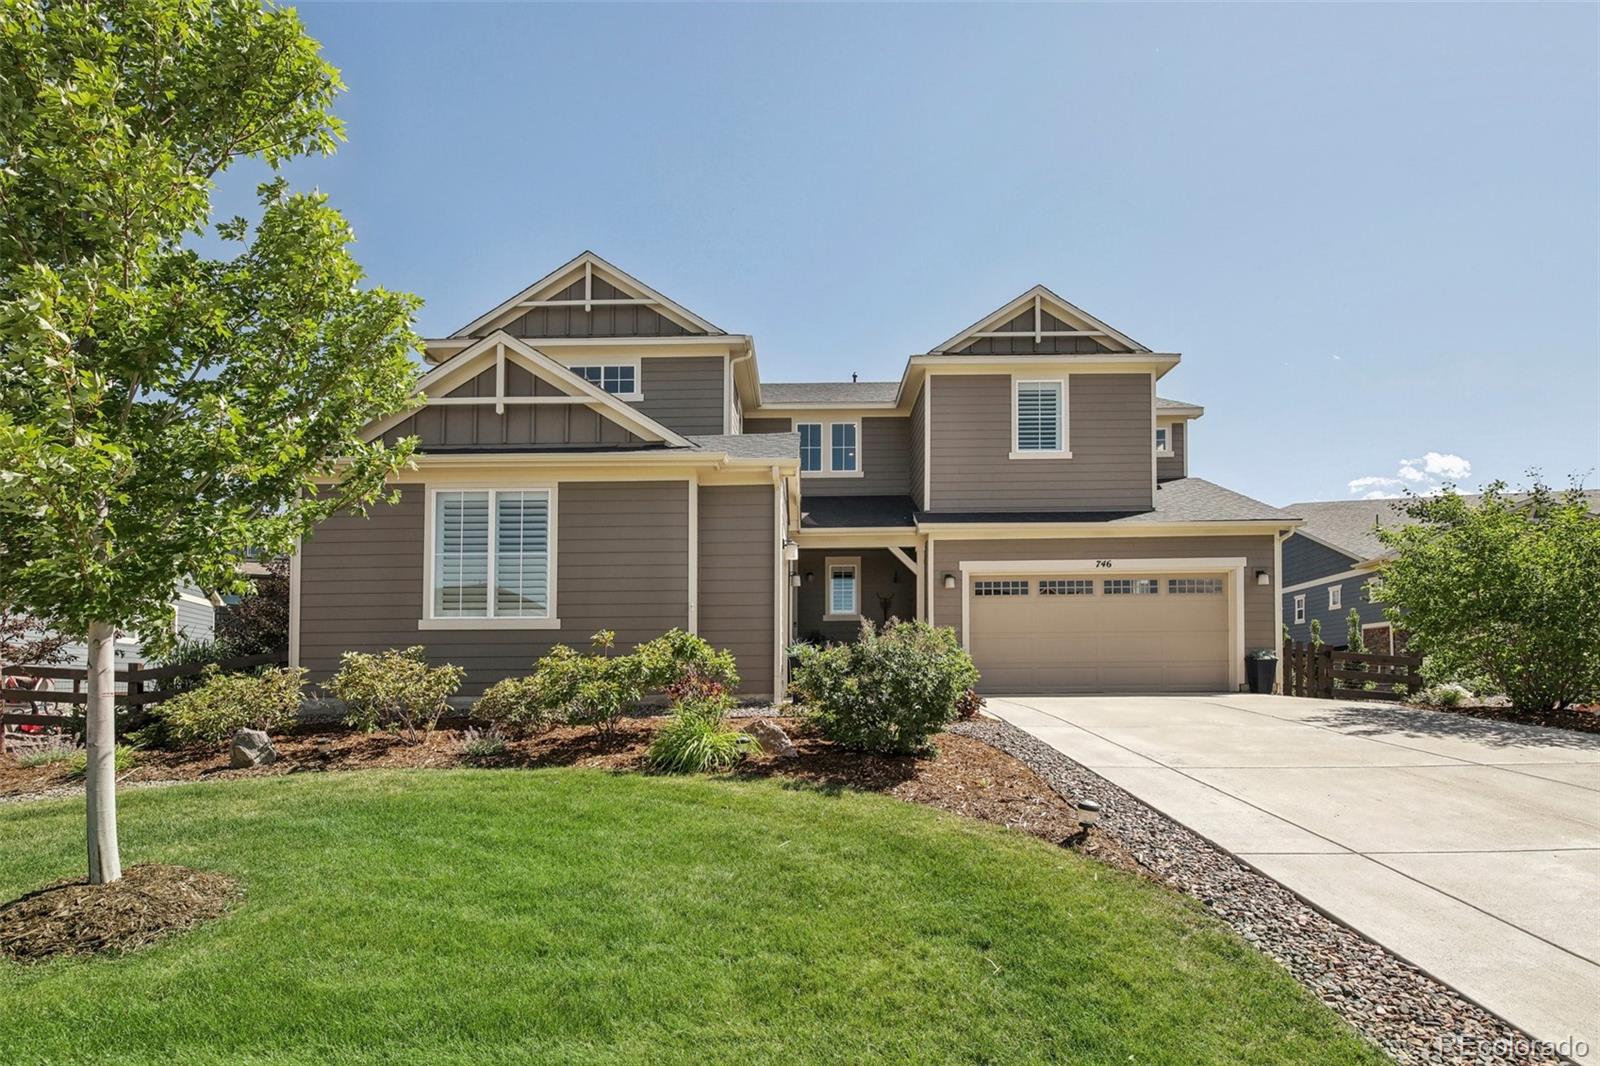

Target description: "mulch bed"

left=0, top=864, right=239, bottom=962
left=1405, top=701, right=1600, bottom=736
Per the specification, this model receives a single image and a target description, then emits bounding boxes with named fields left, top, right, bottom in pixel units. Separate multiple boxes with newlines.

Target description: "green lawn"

left=0, top=770, right=1382, bottom=1065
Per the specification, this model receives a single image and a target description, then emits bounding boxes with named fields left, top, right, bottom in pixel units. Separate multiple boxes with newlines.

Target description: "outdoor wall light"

left=790, top=573, right=802, bottom=588
left=942, top=574, right=956, bottom=590
left=782, top=539, right=800, bottom=562
left=805, top=571, right=814, bottom=584
left=1255, top=569, right=1270, bottom=586
left=1075, top=800, right=1102, bottom=828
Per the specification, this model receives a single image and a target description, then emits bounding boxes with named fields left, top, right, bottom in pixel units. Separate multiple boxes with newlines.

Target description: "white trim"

left=957, top=556, right=1248, bottom=690
left=1149, top=372, right=1158, bottom=496
left=885, top=545, right=920, bottom=578
left=687, top=479, right=699, bottom=634
left=287, top=536, right=302, bottom=668
left=929, top=284, right=1151, bottom=355
left=796, top=418, right=864, bottom=478
left=453, top=250, right=722, bottom=338
left=1154, top=425, right=1173, bottom=457
left=1293, top=593, right=1307, bottom=624
left=1010, top=376, right=1069, bottom=459
left=922, top=375, right=933, bottom=510
left=1281, top=566, right=1372, bottom=594
left=914, top=519, right=1296, bottom=537
left=566, top=358, right=643, bottom=401
left=1273, top=529, right=1286, bottom=690
left=1328, top=584, right=1343, bottom=611
left=926, top=537, right=937, bottom=625
left=774, top=481, right=785, bottom=694
left=914, top=535, right=927, bottom=621
left=822, top=555, right=862, bottom=621
left=421, top=485, right=558, bottom=628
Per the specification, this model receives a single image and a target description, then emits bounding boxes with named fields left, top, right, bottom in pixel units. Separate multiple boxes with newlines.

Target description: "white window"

left=1105, top=578, right=1158, bottom=595
left=1039, top=579, right=1093, bottom=596
left=824, top=556, right=859, bottom=620
left=800, top=420, right=861, bottom=477
left=428, top=488, right=554, bottom=625
left=568, top=363, right=639, bottom=398
left=797, top=423, right=823, bottom=473
left=1155, top=425, right=1172, bottom=455
left=1013, top=378, right=1067, bottom=457
left=1168, top=577, right=1223, bottom=595
left=974, top=580, right=1029, bottom=596
left=830, top=422, right=858, bottom=473
left=1328, top=585, right=1342, bottom=611
left=1293, top=594, right=1306, bottom=624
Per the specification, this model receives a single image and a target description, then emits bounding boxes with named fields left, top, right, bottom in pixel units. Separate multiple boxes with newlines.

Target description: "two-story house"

left=290, top=252, right=1299, bottom=699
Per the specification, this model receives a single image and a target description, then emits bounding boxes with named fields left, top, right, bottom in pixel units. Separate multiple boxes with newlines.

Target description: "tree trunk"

left=84, top=620, right=122, bottom=884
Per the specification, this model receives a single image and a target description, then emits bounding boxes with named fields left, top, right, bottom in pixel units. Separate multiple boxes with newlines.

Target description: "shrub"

left=646, top=713, right=756, bottom=773
left=789, top=619, right=980, bottom=756
left=1419, top=683, right=1471, bottom=709
left=470, top=676, right=564, bottom=736
left=15, top=737, right=77, bottom=768
left=154, top=666, right=306, bottom=747
left=328, top=647, right=464, bottom=743
left=637, top=628, right=740, bottom=691
left=1345, top=609, right=1365, bottom=653
left=953, top=688, right=986, bottom=721
left=149, top=634, right=236, bottom=698
left=459, top=725, right=509, bottom=759
left=66, top=745, right=138, bottom=777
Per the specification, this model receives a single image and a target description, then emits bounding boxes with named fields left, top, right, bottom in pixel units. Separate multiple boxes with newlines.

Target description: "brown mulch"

left=0, top=864, right=239, bottom=962
left=1406, top=701, right=1600, bottom=736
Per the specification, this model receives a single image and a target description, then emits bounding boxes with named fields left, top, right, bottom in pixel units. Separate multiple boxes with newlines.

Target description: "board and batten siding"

left=502, top=275, right=692, bottom=338
left=382, top=365, right=644, bottom=449
left=633, top=356, right=726, bottom=436
left=298, top=481, right=690, bottom=698
left=1156, top=421, right=1187, bottom=482
left=802, top=416, right=911, bottom=497
left=929, top=374, right=1153, bottom=512
left=929, top=534, right=1279, bottom=655
left=696, top=485, right=776, bottom=697
left=909, top=387, right=926, bottom=510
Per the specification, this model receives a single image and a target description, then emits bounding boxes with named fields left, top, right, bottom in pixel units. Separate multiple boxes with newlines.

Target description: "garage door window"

left=974, top=580, right=1029, bottom=596
left=1040, top=579, right=1094, bottom=596
left=1104, top=578, right=1159, bottom=595
left=1168, top=577, right=1223, bottom=595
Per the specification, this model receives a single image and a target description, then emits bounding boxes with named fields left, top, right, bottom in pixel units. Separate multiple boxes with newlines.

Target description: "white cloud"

left=1347, top=453, right=1473, bottom=500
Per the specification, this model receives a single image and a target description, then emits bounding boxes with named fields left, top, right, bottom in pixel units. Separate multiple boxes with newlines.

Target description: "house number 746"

left=1095, top=560, right=1113, bottom=568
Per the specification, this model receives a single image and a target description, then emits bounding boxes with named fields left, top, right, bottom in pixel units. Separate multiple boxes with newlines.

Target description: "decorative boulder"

left=742, top=718, right=798, bottom=759
left=230, top=729, right=278, bottom=768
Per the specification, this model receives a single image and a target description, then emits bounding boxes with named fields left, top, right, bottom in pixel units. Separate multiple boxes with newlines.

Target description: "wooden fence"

left=1282, top=640, right=1422, bottom=702
left=1, top=649, right=287, bottom=745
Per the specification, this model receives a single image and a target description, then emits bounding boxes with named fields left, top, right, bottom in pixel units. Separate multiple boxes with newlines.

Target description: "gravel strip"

left=951, top=717, right=1571, bottom=1066
left=0, top=777, right=192, bottom=807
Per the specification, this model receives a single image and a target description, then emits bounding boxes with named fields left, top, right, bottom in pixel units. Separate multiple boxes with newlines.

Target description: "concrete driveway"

left=986, top=693, right=1600, bottom=1060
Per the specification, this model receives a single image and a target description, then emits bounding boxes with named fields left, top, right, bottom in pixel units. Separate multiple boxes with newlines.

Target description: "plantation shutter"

left=434, top=490, right=490, bottom=617
left=494, top=490, right=550, bottom=617
left=1015, top=381, right=1062, bottom=452
left=829, top=565, right=856, bottom=615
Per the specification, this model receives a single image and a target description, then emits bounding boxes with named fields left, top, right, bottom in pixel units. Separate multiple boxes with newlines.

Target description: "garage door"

left=969, top=573, right=1230, bottom=693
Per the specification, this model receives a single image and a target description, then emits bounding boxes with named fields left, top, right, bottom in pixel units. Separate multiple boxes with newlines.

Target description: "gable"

left=364, top=332, right=692, bottom=449
left=931, top=286, right=1149, bottom=356
left=1282, top=532, right=1362, bottom=584
left=453, top=251, right=722, bottom=340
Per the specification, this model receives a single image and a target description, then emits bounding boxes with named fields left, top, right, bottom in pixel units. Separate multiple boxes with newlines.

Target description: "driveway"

left=986, top=694, right=1600, bottom=1061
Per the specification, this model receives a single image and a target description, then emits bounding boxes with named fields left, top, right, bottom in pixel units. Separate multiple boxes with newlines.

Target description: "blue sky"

left=231, top=2, right=1598, bottom=506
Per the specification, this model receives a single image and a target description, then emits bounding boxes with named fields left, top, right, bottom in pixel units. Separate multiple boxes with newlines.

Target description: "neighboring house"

left=1283, top=492, right=1600, bottom=654
left=42, top=581, right=214, bottom=674
left=291, top=251, right=1300, bottom=698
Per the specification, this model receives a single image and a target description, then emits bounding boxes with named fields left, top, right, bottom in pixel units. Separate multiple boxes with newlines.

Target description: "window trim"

left=1010, top=376, right=1070, bottom=459
left=796, top=421, right=824, bottom=474
left=1154, top=423, right=1174, bottom=457
left=420, top=485, right=560, bottom=629
left=797, top=418, right=864, bottom=479
left=1328, top=585, right=1342, bottom=611
left=822, top=555, right=861, bottom=621
left=1293, top=593, right=1306, bottom=624
left=564, top=358, right=643, bottom=400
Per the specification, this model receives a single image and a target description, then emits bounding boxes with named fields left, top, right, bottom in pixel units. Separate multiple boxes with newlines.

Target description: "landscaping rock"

left=742, top=718, right=798, bottom=758
left=229, top=729, right=277, bottom=768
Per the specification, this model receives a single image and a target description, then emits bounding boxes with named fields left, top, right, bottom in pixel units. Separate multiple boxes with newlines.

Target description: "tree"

left=0, top=604, right=71, bottom=672
left=1374, top=479, right=1600, bottom=712
left=0, top=0, right=421, bottom=884
left=215, top=557, right=291, bottom=656
left=1345, top=608, right=1365, bottom=653
left=1308, top=618, right=1323, bottom=648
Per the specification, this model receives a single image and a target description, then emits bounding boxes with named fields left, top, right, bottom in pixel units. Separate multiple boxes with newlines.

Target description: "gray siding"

left=299, top=481, right=690, bottom=698
left=909, top=387, right=926, bottom=510
left=1156, top=421, right=1187, bottom=482
left=1285, top=576, right=1385, bottom=647
left=503, top=276, right=693, bottom=338
left=795, top=548, right=915, bottom=644
left=633, top=356, right=725, bottom=437
left=929, top=534, right=1279, bottom=657
left=928, top=374, right=1153, bottom=513
left=697, top=486, right=776, bottom=697
left=802, top=416, right=911, bottom=497
left=384, top=403, right=643, bottom=450
left=743, top=418, right=792, bottom=434
left=173, top=591, right=214, bottom=642
left=955, top=308, right=1117, bottom=355
left=1282, top=532, right=1360, bottom=585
